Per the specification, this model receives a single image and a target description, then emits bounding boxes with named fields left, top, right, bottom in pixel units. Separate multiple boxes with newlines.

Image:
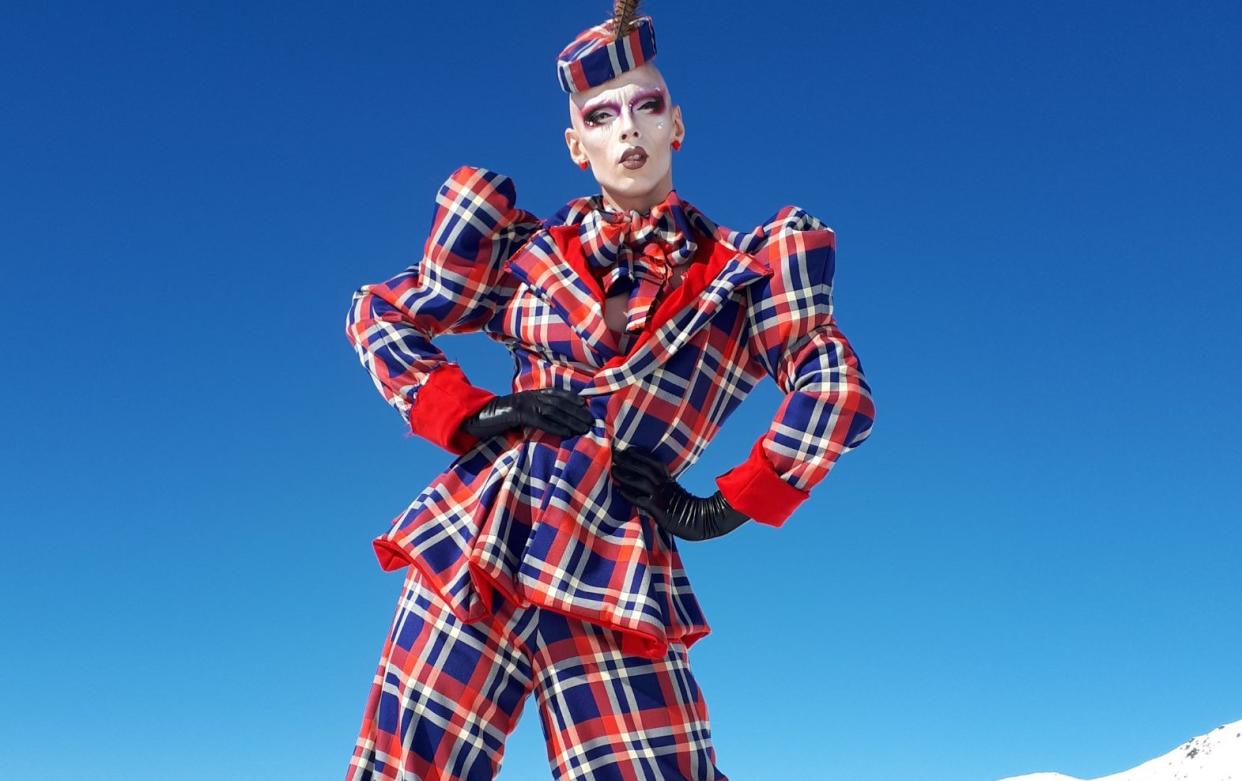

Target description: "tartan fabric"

left=347, top=564, right=727, bottom=781
left=562, top=188, right=698, bottom=335
left=710, top=206, right=877, bottom=526
left=344, top=165, right=875, bottom=661
left=345, top=166, right=542, bottom=454
left=556, top=15, right=658, bottom=95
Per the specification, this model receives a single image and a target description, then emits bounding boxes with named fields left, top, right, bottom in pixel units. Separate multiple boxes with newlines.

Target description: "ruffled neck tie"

left=577, top=190, right=698, bottom=334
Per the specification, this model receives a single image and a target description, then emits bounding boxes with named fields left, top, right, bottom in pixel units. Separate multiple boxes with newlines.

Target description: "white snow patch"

left=998, top=719, right=1242, bottom=781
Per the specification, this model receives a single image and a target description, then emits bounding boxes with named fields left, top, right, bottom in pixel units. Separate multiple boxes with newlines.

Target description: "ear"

left=564, top=127, right=587, bottom=167
left=672, top=104, right=685, bottom=145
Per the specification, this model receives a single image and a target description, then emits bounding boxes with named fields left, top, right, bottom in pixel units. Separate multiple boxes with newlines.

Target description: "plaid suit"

left=347, top=563, right=727, bottom=781
left=346, top=163, right=874, bottom=655
left=344, top=165, right=874, bottom=778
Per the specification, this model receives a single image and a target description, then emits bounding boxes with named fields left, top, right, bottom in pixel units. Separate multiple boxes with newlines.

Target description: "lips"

left=619, top=146, right=648, bottom=169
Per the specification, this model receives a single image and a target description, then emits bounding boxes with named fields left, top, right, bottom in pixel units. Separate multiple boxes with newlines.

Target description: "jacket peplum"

left=345, top=165, right=876, bottom=660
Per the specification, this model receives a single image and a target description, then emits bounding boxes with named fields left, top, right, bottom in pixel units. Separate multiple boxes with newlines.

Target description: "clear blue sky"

left=2, top=2, right=1239, bottom=779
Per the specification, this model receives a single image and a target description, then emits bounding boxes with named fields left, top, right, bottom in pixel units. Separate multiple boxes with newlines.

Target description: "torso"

left=602, top=292, right=630, bottom=335
left=602, top=264, right=688, bottom=347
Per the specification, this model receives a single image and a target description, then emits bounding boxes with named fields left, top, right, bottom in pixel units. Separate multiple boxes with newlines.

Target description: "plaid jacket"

left=345, top=166, right=875, bottom=660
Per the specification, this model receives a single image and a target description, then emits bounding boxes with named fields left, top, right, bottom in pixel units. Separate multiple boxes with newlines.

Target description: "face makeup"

left=566, top=62, right=683, bottom=213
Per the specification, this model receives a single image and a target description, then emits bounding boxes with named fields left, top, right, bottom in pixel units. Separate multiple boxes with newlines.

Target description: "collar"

left=549, top=189, right=699, bottom=336
left=552, top=189, right=699, bottom=271
left=582, top=189, right=698, bottom=269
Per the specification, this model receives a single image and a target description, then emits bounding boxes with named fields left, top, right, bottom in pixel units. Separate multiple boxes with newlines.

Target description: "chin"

left=602, top=171, right=669, bottom=199
left=607, top=180, right=654, bottom=197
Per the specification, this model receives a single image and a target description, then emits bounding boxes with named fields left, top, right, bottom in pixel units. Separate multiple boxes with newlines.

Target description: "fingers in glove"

left=543, top=395, right=595, bottom=433
left=612, top=449, right=667, bottom=485
left=531, top=389, right=594, bottom=434
left=610, top=453, right=660, bottom=484
left=536, top=388, right=590, bottom=411
left=614, top=446, right=669, bottom=475
left=615, top=484, right=664, bottom=522
left=515, top=389, right=590, bottom=436
left=546, top=388, right=589, bottom=406
left=531, top=410, right=593, bottom=437
left=531, top=421, right=582, bottom=437
left=610, top=462, right=661, bottom=495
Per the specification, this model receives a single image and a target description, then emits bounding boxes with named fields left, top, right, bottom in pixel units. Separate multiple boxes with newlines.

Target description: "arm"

left=713, top=206, right=876, bottom=527
left=345, top=165, right=542, bottom=455
left=611, top=446, right=751, bottom=542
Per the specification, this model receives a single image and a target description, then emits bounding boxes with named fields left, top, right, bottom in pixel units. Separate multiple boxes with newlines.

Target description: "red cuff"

left=714, top=437, right=810, bottom=528
left=407, top=363, right=497, bottom=455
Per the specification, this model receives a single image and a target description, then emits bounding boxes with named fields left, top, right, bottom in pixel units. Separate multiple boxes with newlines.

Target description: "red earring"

left=579, top=160, right=589, bottom=170
left=671, top=139, right=682, bottom=151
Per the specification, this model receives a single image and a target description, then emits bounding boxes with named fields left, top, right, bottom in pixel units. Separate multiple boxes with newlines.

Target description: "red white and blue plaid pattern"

left=344, top=165, right=875, bottom=661
left=556, top=15, right=658, bottom=94
left=347, top=564, right=727, bottom=780
left=557, top=188, right=697, bottom=335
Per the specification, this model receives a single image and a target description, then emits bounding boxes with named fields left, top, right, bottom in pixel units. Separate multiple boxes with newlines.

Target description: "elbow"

left=797, top=327, right=874, bottom=450
left=840, top=377, right=875, bottom=451
left=345, top=285, right=394, bottom=356
left=345, top=282, right=369, bottom=316
left=799, top=371, right=875, bottom=453
left=344, top=286, right=368, bottom=343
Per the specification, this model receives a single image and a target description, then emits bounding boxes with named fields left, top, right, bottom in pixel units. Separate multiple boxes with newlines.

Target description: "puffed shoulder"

left=430, top=165, right=527, bottom=232
left=727, top=205, right=840, bottom=367
left=719, top=204, right=837, bottom=298
left=438, top=164, right=517, bottom=203
left=423, top=165, right=542, bottom=270
left=715, top=204, right=835, bottom=258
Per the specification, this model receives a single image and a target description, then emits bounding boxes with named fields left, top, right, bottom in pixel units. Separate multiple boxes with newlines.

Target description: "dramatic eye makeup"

left=580, top=87, right=666, bottom=126
left=582, top=101, right=619, bottom=126
left=631, top=90, right=665, bottom=113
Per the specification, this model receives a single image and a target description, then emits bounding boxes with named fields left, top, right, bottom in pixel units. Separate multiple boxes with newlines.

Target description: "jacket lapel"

left=581, top=233, right=772, bottom=395
left=504, top=225, right=773, bottom=387
left=504, top=227, right=621, bottom=365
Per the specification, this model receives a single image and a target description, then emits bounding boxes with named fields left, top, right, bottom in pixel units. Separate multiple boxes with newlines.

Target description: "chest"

left=494, top=223, right=773, bottom=393
left=600, top=264, right=689, bottom=337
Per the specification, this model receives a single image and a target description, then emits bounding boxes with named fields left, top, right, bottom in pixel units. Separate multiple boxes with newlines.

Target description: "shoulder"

left=700, top=203, right=837, bottom=290
left=500, top=192, right=598, bottom=268
left=719, top=204, right=834, bottom=256
left=424, top=165, right=542, bottom=264
left=430, top=165, right=527, bottom=224
left=722, top=206, right=841, bottom=355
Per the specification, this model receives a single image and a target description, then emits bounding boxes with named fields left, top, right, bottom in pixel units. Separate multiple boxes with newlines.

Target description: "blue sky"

left=2, top=2, right=1239, bottom=779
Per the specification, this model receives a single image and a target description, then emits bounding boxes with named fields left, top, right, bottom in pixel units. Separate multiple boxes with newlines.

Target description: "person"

left=342, top=5, right=876, bottom=780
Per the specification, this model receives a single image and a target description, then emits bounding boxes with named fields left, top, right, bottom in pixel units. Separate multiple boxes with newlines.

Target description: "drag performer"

left=342, top=3, right=875, bottom=779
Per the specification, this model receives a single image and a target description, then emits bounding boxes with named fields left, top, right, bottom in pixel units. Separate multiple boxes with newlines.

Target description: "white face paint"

left=565, top=62, right=685, bottom=214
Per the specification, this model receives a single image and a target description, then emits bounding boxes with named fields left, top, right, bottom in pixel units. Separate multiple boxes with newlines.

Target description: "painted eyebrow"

left=629, top=89, right=665, bottom=108
left=581, top=99, right=620, bottom=118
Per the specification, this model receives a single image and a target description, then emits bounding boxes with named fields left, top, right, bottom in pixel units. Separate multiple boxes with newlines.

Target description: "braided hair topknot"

left=612, top=0, right=640, bottom=38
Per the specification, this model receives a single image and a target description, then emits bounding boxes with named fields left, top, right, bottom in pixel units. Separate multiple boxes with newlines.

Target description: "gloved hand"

left=461, top=388, right=595, bottom=441
left=610, top=446, right=750, bottom=542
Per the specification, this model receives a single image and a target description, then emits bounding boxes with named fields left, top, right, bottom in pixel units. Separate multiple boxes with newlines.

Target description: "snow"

left=998, top=720, right=1242, bottom=781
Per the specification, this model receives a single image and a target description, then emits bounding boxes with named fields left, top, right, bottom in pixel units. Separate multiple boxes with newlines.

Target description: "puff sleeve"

left=345, top=166, right=541, bottom=455
left=713, top=206, right=876, bottom=527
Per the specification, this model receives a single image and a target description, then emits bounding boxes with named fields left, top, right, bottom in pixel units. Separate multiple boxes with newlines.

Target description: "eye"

left=585, top=108, right=614, bottom=126
left=639, top=97, right=664, bottom=112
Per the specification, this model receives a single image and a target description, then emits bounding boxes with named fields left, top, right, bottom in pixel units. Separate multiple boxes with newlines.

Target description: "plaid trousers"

left=347, top=565, right=729, bottom=781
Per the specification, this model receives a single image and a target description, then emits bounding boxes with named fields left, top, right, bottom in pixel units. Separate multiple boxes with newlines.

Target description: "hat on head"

left=556, top=1, right=658, bottom=94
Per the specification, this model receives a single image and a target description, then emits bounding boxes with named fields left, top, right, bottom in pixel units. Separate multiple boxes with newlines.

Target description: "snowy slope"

left=998, top=719, right=1242, bottom=781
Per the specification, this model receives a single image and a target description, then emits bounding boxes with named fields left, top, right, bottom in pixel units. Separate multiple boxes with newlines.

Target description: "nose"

left=619, top=109, right=640, bottom=140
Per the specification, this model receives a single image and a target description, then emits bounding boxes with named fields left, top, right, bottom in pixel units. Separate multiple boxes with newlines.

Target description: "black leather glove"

left=610, top=446, right=750, bottom=542
left=461, top=388, right=595, bottom=441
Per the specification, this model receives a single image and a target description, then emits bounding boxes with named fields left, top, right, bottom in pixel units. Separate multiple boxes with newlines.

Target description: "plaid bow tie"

left=577, top=190, right=698, bottom=334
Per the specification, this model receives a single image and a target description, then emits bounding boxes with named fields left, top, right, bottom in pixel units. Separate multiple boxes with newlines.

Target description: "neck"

left=599, top=172, right=675, bottom=214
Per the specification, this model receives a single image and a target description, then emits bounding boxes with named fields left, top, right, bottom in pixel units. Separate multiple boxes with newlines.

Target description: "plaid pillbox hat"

left=556, top=14, right=658, bottom=94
